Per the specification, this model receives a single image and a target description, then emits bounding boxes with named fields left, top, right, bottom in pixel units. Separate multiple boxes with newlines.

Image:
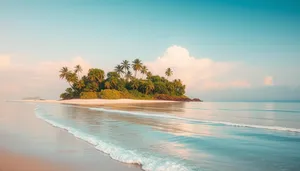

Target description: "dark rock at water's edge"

left=154, top=94, right=202, bottom=102
left=191, top=98, right=202, bottom=102
left=171, top=97, right=202, bottom=102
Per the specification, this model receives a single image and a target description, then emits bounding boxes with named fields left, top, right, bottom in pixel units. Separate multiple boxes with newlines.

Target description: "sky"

left=0, top=0, right=299, bottom=101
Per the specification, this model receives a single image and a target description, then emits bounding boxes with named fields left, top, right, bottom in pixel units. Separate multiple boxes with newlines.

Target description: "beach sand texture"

left=0, top=101, right=142, bottom=171
left=0, top=150, right=69, bottom=171
left=20, top=99, right=177, bottom=105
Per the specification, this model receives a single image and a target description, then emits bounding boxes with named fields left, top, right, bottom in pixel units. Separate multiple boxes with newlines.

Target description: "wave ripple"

left=89, top=107, right=300, bottom=133
left=35, top=106, right=193, bottom=171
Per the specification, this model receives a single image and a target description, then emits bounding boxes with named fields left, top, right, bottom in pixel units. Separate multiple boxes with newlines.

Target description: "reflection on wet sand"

left=59, top=103, right=221, bottom=138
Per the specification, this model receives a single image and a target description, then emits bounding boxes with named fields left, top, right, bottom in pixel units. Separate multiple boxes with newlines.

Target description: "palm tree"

left=76, top=80, right=85, bottom=90
left=104, top=81, right=111, bottom=89
left=165, top=68, right=173, bottom=80
left=65, top=87, right=74, bottom=95
left=173, top=79, right=185, bottom=95
left=114, top=65, right=124, bottom=77
left=60, top=67, right=76, bottom=88
left=144, top=81, right=154, bottom=94
left=74, top=65, right=83, bottom=77
left=174, top=79, right=184, bottom=89
left=59, top=67, right=69, bottom=80
left=132, top=58, right=143, bottom=78
left=125, top=71, right=133, bottom=81
left=107, top=77, right=118, bottom=89
left=66, top=72, right=78, bottom=84
left=88, top=68, right=105, bottom=83
left=140, top=65, right=148, bottom=79
left=131, top=79, right=139, bottom=90
left=146, top=71, right=152, bottom=79
left=121, top=60, right=130, bottom=73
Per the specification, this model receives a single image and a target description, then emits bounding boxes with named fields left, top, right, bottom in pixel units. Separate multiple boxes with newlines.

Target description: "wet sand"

left=0, top=150, right=69, bottom=171
left=0, top=101, right=142, bottom=171
left=19, top=99, right=177, bottom=105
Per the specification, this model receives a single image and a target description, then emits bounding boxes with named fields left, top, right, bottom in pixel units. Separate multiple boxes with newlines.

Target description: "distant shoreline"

left=17, top=99, right=179, bottom=105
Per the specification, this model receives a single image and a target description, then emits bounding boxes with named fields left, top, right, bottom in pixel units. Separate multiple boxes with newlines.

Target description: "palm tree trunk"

left=68, top=82, right=75, bottom=90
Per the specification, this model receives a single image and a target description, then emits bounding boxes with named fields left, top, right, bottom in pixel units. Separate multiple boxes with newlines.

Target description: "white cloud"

left=145, top=45, right=251, bottom=92
left=0, top=55, right=11, bottom=68
left=0, top=56, right=91, bottom=100
left=264, top=76, right=274, bottom=86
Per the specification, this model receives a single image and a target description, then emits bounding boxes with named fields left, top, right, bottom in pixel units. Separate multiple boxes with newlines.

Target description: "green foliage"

left=154, top=94, right=190, bottom=101
left=173, top=79, right=185, bottom=96
left=105, top=72, right=125, bottom=91
left=138, top=80, right=154, bottom=94
left=83, top=80, right=99, bottom=92
left=80, top=92, right=101, bottom=99
left=114, top=65, right=124, bottom=77
left=59, top=66, right=79, bottom=89
left=59, top=67, right=69, bottom=79
left=146, top=71, right=153, bottom=79
left=107, top=71, right=120, bottom=79
left=154, top=82, right=169, bottom=94
left=88, top=68, right=105, bottom=83
left=59, top=61, right=188, bottom=100
left=60, top=88, right=76, bottom=99
left=99, top=89, right=123, bottom=99
left=140, top=65, right=148, bottom=78
left=165, top=68, right=173, bottom=78
left=149, top=75, right=162, bottom=82
left=125, top=71, right=133, bottom=81
left=127, top=90, right=153, bottom=99
left=60, top=92, right=73, bottom=100
left=74, top=65, right=83, bottom=75
left=129, top=79, right=140, bottom=90
left=132, top=58, right=143, bottom=78
left=121, top=60, right=130, bottom=73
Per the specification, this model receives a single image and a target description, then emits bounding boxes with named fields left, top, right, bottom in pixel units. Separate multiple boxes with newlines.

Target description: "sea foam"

left=89, top=107, right=300, bottom=133
left=34, top=106, right=192, bottom=171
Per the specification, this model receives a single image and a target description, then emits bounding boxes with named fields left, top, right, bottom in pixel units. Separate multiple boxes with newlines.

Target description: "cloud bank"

left=1, top=45, right=299, bottom=101
left=146, top=45, right=251, bottom=93
left=0, top=56, right=91, bottom=100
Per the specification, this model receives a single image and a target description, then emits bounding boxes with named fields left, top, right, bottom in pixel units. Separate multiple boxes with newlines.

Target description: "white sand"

left=18, top=99, right=177, bottom=105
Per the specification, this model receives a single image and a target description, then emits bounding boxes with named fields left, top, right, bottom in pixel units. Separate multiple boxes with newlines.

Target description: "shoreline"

left=1, top=101, right=143, bottom=171
left=14, top=99, right=179, bottom=105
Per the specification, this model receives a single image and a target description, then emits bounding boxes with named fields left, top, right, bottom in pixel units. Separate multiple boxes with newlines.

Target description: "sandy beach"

left=0, top=101, right=142, bottom=171
left=19, top=99, right=178, bottom=105
left=0, top=150, right=69, bottom=171
left=0, top=99, right=175, bottom=171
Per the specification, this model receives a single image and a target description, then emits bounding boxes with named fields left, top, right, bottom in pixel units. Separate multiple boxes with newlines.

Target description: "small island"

left=59, top=59, right=201, bottom=102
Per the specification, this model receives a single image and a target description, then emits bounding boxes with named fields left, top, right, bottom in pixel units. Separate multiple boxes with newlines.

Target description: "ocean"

left=1, top=101, right=300, bottom=171
left=31, top=102, right=300, bottom=171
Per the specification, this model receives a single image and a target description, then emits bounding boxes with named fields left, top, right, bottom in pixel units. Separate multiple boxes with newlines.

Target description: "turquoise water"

left=35, top=102, right=300, bottom=171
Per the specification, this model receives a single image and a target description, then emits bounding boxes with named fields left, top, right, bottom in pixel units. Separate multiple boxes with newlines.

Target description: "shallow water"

left=32, top=102, right=300, bottom=171
left=0, top=102, right=141, bottom=171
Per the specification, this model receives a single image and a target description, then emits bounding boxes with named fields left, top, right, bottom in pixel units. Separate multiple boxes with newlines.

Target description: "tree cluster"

left=59, top=59, right=186, bottom=100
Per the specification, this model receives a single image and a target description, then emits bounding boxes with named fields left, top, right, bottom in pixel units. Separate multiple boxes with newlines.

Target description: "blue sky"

left=0, top=0, right=299, bottom=100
